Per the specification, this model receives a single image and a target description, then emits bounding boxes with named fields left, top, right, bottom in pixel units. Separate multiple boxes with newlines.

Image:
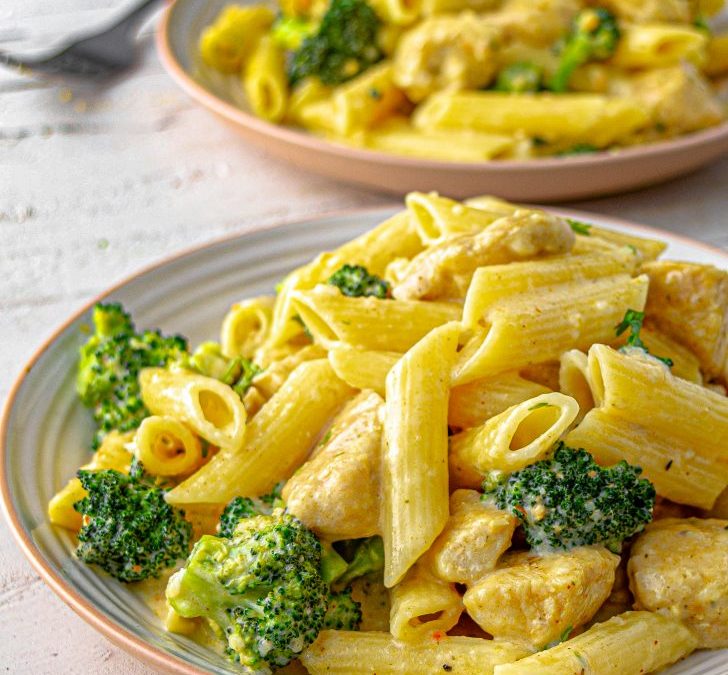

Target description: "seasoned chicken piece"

left=429, top=490, right=517, bottom=584
left=488, top=0, right=582, bottom=47
left=628, top=64, right=724, bottom=136
left=244, top=344, right=326, bottom=415
left=282, top=391, right=383, bottom=540
left=393, top=13, right=502, bottom=102
left=464, top=546, right=619, bottom=648
left=393, top=209, right=575, bottom=301
left=628, top=517, right=728, bottom=648
left=642, top=260, right=728, bottom=383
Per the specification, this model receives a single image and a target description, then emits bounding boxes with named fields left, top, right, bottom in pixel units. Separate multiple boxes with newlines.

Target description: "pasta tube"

left=166, top=360, right=353, bottom=504
left=389, top=562, right=463, bottom=642
left=243, top=36, right=288, bottom=122
left=139, top=368, right=246, bottom=451
left=269, top=211, right=422, bottom=346
left=566, top=345, right=728, bottom=509
left=301, top=631, right=532, bottom=674
left=558, top=350, right=593, bottom=422
left=291, top=286, right=461, bottom=351
left=462, top=249, right=639, bottom=327
left=382, top=322, right=460, bottom=587
left=611, top=24, right=708, bottom=69
left=406, top=191, right=503, bottom=245
left=328, top=347, right=400, bottom=396
left=448, top=372, right=551, bottom=430
left=493, top=611, right=698, bottom=675
left=132, top=416, right=203, bottom=477
left=453, top=275, right=649, bottom=385
left=198, top=5, right=275, bottom=73
left=449, top=392, right=579, bottom=488
left=220, top=295, right=275, bottom=359
left=414, top=92, right=649, bottom=147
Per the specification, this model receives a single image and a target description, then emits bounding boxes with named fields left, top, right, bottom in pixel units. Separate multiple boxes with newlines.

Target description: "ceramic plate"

left=1, top=207, right=727, bottom=674
left=155, top=0, right=728, bottom=202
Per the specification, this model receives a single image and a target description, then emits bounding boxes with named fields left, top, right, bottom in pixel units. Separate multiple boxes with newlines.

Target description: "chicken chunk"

left=429, top=490, right=517, bottom=584
left=393, top=13, right=502, bottom=103
left=595, top=0, right=693, bottom=23
left=464, top=546, right=619, bottom=648
left=393, top=209, right=575, bottom=301
left=488, top=0, right=582, bottom=47
left=282, top=391, right=383, bottom=540
left=642, top=260, right=728, bottom=383
left=628, top=517, right=728, bottom=648
left=628, top=64, right=724, bottom=136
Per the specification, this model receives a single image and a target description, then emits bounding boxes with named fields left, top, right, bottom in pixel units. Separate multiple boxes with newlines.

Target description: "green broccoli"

left=74, top=463, right=191, bottom=582
left=217, top=484, right=286, bottom=538
left=187, top=341, right=262, bottom=398
left=271, top=15, right=318, bottom=51
left=615, top=309, right=674, bottom=367
left=550, top=8, right=620, bottom=93
left=335, top=536, right=384, bottom=587
left=77, top=303, right=188, bottom=448
left=288, top=0, right=383, bottom=86
left=327, top=264, right=391, bottom=299
left=557, top=143, right=599, bottom=156
left=494, top=62, right=543, bottom=93
left=167, top=513, right=331, bottom=672
left=483, top=443, right=655, bottom=552
left=324, top=587, right=363, bottom=630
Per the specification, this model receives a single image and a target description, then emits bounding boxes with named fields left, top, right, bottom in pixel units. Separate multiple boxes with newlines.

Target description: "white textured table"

left=0, top=2, right=726, bottom=673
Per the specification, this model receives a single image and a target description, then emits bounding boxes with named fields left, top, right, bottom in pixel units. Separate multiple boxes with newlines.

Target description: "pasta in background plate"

left=195, top=0, right=728, bottom=162
left=49, top=193, right=728, bottom=674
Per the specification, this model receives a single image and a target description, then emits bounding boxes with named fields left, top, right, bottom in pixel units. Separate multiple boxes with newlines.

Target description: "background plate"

left=156, top=0, right=728, bottom=202
left=2, top=206, right=727, bottom=674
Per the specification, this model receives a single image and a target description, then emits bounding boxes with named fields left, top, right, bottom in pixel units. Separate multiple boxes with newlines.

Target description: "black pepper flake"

left=443, top=666, right=453, bottom=672
left=665, top=459, right=673, bottom=471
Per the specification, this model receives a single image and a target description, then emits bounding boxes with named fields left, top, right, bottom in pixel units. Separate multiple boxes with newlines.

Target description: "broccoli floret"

left=483, top=443, right=655, bottom=552
left=494, top=62, right=543, bottom=93
left=77, top=303, right=188, bottom=448
left=557, top=143, right=599, bottom=156
left=288, top=0, right=383, bottom=86
left=327, top=264, right=391, bottom=299
left=550, top=8, right=620, bottom=93
left=74, top=465, right=191, bottom=582
left=615, top=309, right=674, bottom=367
left=324, top=587, right=363, bottom=630
left=271, top=15, right=317, bottom=51
left=187, top=341, right=262, bottom=398
left=336, top=536, right=384, bottom=587
left=217, top=484, right=286, bottom=538
left=167, top=513, right=330, bottom=672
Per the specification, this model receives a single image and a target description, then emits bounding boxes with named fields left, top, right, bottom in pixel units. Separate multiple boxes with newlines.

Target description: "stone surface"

left=0, top=1, right=725, bottom=673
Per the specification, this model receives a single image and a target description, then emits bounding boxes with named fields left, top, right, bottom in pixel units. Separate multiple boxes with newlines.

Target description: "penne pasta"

left=328, top=346, right=400, bottom=395
left=413, top=92, right=649, bottom=147
left=291, top=285, right=461, bottom=351
left=493, top=611, right=698, bottom=675
left=165, top=360, right=353, bottom=504
left=566, top=344, right=728, bottom=509
left=461, top=249, right=639, bottom=328
left=243, top=36, right=288, bottom=122
left=139, top=368, right=246, bottom=451
left=220, top=295, right=275, bottom=359
left=453, top=274, right=649, bottom=385
left=449, top=392, right=579, bottom=487
left=406, top=191, right=504, bottom=245
left=389, top=562, right=463, bottom=641
left=301, top=631, right=532, bottom=674
left=132, top=416, right=203, bottom=477
left=448, top=371, right=551, bottom=430
left=611, top=23, right=708, bottom=69
left=382, top=322, right=460, bottom=587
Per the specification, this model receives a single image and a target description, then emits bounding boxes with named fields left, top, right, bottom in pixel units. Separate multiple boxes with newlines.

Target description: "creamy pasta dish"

left=49, top=193, right=728, bottom=674
left=195, top=0, right=728, bottom=161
